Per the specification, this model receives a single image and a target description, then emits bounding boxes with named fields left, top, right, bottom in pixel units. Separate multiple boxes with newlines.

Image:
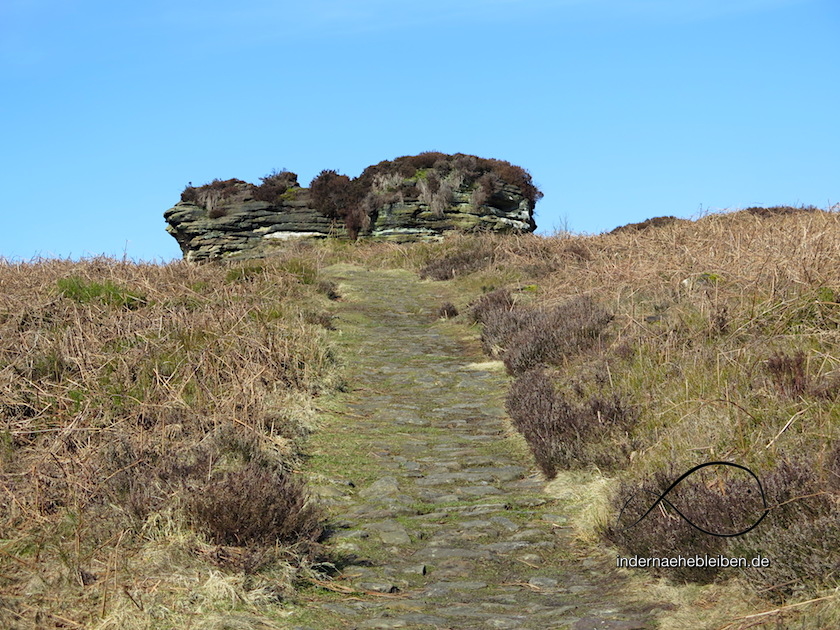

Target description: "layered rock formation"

left=164, top=153, right=540, bottom=261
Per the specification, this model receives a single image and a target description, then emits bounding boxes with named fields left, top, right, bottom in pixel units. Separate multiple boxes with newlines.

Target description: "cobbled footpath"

left=299, top=265, right=666, bottom=630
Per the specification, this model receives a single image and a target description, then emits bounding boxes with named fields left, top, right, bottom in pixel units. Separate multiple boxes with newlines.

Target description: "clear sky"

left=2, top=0, right=838, bottom=262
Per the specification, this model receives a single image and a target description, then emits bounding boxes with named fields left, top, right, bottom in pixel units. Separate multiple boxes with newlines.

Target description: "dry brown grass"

left=0, top=255, right=339, bottom=628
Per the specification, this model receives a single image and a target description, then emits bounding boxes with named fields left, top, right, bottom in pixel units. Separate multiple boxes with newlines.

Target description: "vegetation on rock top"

left=177, top=152, right=541, bottom=241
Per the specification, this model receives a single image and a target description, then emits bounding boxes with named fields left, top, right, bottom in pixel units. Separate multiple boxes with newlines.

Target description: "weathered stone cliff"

left=164, top=153, right=539, bottom=261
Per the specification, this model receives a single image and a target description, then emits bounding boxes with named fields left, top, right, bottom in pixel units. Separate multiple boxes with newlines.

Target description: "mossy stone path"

left=297, top=265, right=664, bottom=629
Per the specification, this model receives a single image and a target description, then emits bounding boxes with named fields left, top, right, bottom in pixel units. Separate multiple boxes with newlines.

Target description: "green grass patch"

left=57, top=275, right=147, bottom=309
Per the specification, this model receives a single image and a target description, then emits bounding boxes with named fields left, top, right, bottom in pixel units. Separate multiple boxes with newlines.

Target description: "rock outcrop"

left=164, top=153, right=540, bottom=261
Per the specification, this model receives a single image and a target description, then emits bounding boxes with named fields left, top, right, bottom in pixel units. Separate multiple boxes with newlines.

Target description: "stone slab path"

left=299, top=266, right=667, bottom=630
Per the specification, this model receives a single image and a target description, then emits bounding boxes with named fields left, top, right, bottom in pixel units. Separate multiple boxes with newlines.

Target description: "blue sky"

left=1, top=0, right=837, bottom=262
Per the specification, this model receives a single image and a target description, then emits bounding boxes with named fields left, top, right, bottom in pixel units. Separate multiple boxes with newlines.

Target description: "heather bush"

left=474, top=295, right=612, bottom=374
left=731, top=458, right=840, bottom=600
left=309, top=170, right=369, bottom=239
left=310, top=169, right=353, bottom=220
left=344, top=203, right=370, bottom=240
left=765, top=351, right=808, bottom=399
left=502, top=297, right=612, bottom=374
left=479, top=306, right=536, bottom=356
left=181, top=184, right=198, bottom=203
left=419, top=241, right=497, bottom=280
left=437, top=302, right=458, bottom=319
left=253, top=169, right=299, bottom=204
left=604, top=468, right=755, bottom=583
left=317, top=279, right=341, bottom=300
left=505, top=369, right=638, bottom=477
left=193, top=178, right=252, bottom=216
left=607, top=456, right=840, bottom=596
left=186, top=463, right=322, bottom=547
left=468, top=288, right=515, bottom=324
left=357, top=152, right=543, bottom=209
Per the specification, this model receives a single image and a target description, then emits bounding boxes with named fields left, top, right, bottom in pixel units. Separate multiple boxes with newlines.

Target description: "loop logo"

left=616, top=462, right=769, bottom=537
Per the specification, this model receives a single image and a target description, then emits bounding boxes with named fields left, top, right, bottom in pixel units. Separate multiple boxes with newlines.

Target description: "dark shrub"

left=357, top=153, right=543, bottom=210
left=479, top=306, right=535, bottom=357
left=505, top=369, right=577, bottom=478
left=766, top=351, right=808, bottom=399
left=468, top=289, right=514, bottom=324
left=499, top=296, right=613, bottom=374
left=310, top=170, right=369, bottom=239
left=419, top=242, right=497, bottom=281
left=198, top=178, right=249, bottom=204
left=490, top=160, right=543, bottom=208
left=470, top=172, right=495, bottom=208
left=731, top=458, right=840, bottom=600
left=316, top=280, right=341, bottom=300
left=608, top=457, right=840, bottom=597
left=437, top=302, right=458, bottom=319
left=609, top=216, right=684, bottom=234
left=181, top=184, right=198, bottom=203
left=186, top=463, right=322, bottom=547
left=304, top=311, right=335, bottom=330
left=505, top=370, right=638, bottom=477
left=343, top=202, right=370, bottom=240
left=310, top=170, right=353, bottom=220
left=604, top=468, right=755, bottom=583
left=253, top=169, right=299, bottom=204
left=742, top=205, right=820, bottom=218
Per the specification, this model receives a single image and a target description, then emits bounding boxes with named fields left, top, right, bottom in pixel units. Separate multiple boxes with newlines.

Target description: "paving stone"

left=456, top=485, right=503, bottom=496
left=357, top=582, right=399, bottom=593
left=366, top=520, right=411, bottom=545
left=490, top=516, right=520, bottom=531
left=461, top=465, right=527, bottom=481
left=358, top=476, right=401, bottom=497
left=393, top=613, right=448, bottom=626
left=528, top=577, right=559, bottom=589
left=416, top=546, right=493, bottom=560
left=459, top=519, right=494, bottom=529
left=356, top=619, right=408, bottom=629
left=424, top=580, right=488, bottom=597
left=479, top=541, right=531, bottom=553
left=486, top=619, right=529, bottom=629
left=571, top=617, right=649, bottom=630
left=512, top=528, right=550, bottom=541
left=320, top=603, right=359, bottom=616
